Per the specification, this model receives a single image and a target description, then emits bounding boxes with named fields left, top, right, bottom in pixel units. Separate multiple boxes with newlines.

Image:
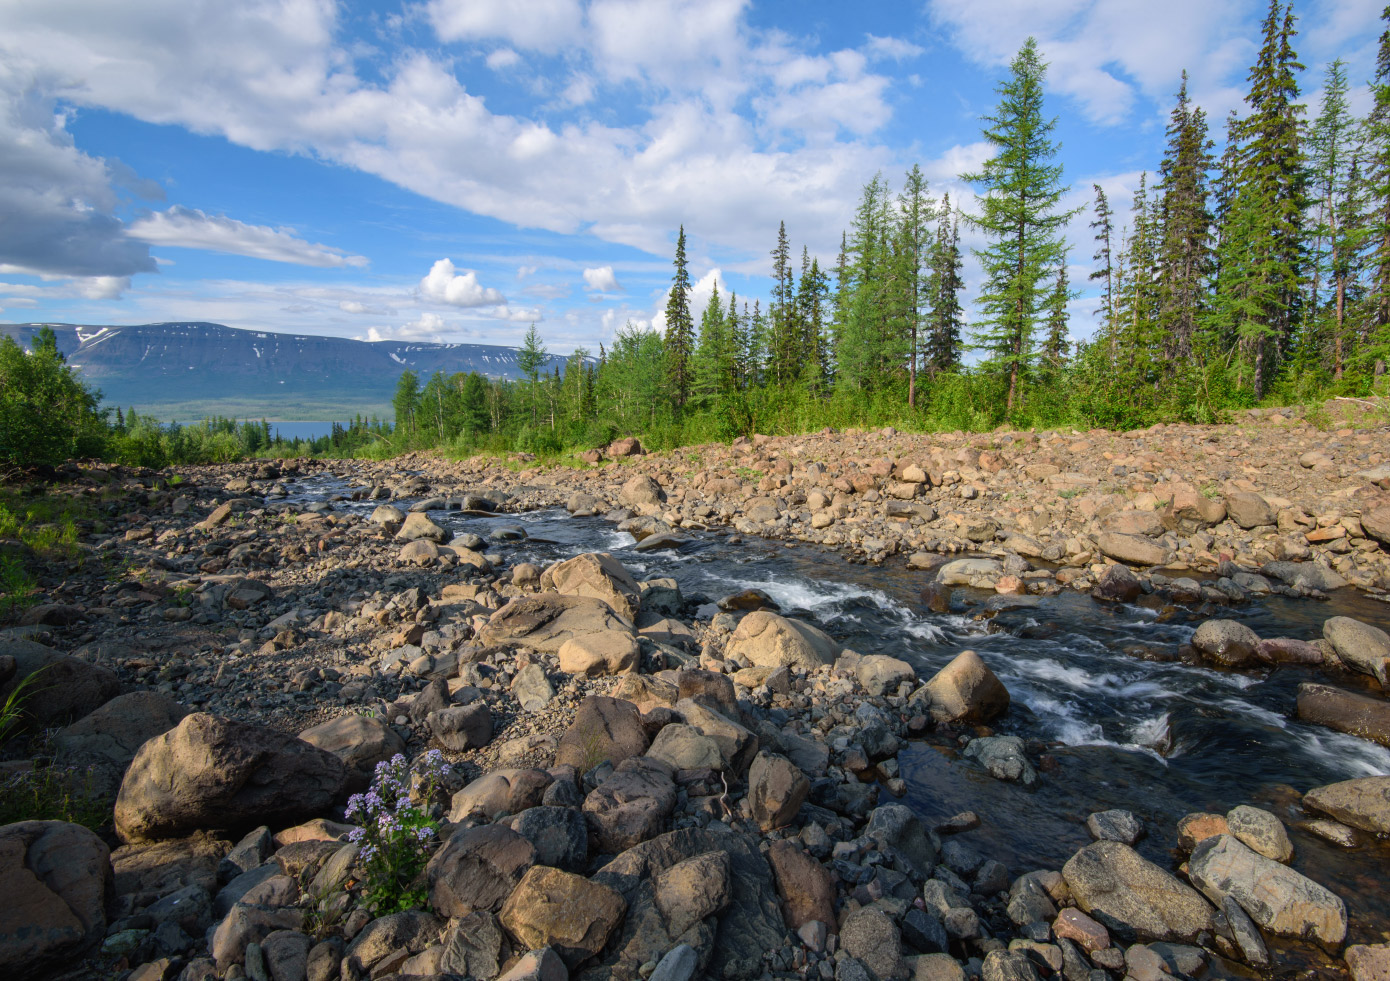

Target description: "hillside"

left=0, top=322, right=577, bottom=420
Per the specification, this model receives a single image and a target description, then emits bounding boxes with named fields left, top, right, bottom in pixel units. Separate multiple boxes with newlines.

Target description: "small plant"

left=0, top=764, right=111, bottom=830
left=0, top=554, right=38, bottom=617
left=1200, top=483, right=1222, bottom=499
left=344, top=751, right=451, bottom=915
left=0, top=667, right=46, bottom=746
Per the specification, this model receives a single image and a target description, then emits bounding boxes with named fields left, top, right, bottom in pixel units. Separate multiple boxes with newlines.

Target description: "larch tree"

left=962, top=37, right=1078, bottom=413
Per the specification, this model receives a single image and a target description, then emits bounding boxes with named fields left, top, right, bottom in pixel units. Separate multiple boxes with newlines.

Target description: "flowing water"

left=286, top=475, right=1390, bottom=940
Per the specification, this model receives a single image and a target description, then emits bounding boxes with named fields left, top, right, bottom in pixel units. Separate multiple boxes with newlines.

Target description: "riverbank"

left=3, top=407, right=1390, bottom=981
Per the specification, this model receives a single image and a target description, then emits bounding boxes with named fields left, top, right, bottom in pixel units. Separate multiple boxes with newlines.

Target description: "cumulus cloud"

left=864, top=35, right=924, bottom=61
left=127, top=206, right=368, bottom=268
left=368, top=312, right=450, bottom=343
left=419, top=258, right=506, bottom=307
left=427, top=0, right=583, bottom=54
left=582, top=265, right=621, bottom=292
left=486, top=48, right=520, bottom=70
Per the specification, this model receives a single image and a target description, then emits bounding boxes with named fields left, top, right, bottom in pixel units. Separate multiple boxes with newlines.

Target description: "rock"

left=1263, top=560, right=1348, bottom=592
left=1256, top=637, right=1325, bottom=665
left=449, top=768, right=551, bottom=822
left=1347, top=944, right=1390, bottom=981
left=0, top=639, right=122, bottom=728
left=427, top=824, right=536, bottom=918
left=1302, top=776, right=1390, bottom=834
left=1176, top=813, right=1229, bottom=853
left=840, top=906, right=908, bottom=980
left=1299, top=682, right=1390, bottom=748
left=674, top=698, right=758, bottom=774
left=297, top=714, right=405, bottom=789
left=619, top=475, right=665, bottom=508
left=857, top=655, right=916, bottom=696
left=1323, top=617, right=1390, bottom=685
left=963, top=736, right=1037, bottom=788
left=724, top=612, right=841, bottom=671
left=645, top=724, right=724, bottom=771
left=555, top=696, right=649, bottom=771
left=510, top=805, right=589, bottom=872
left=675, top=668, right=739, bottom=716
left=717, top=589, right=779, bottom=612
left=1106, top=510, right=1165, bottom=537
left=438, top=911, right=504, bottom=978
left=53, top=691, right=187, bottom=764
left=910, top=953, right=966, bottom=981
left=497, top=945, right=568, bottom=981
left=1191, top=620, right=1261, bottom=668
left=1061, top=841, right=1217, bottom=943
left=1222, top=895, right=1269, bottom=969
left=583, top=756, right=677, bottom=853
left=1087, top=810, right=1143, bottom=845
left=1361, top=506, right=1390, bottom=548
left=114, top=713, right=348, bottom=843
left=982, top=949, right=1040, bottom=981
left=499, top=866, right=626, bottom=968
left=397, top=539, right=438, bottom=565
left=212, top=899, right=303, bottom=971
left=767, top=840, right=835, bottom=930
left=261, top=930, right=311, bottom=981
left=393, top=512, right=450, bottom=543
left=654, top=849, right=732, bottom=936
left=0, top=820, right=113, bottom=976
left=612, top=674, right=679, bottom=713
left=1187, top=834, right=1345, bottom=946
left=1053, top=908, right=1109, bottom=953
left=747, top=752, right=809, bottom=832
left=937, top=558, right=1003, bottom=585
left=912, top=650, right=1010, bottom=724
left=512, top=663, right=556, bottom=713
left=368, top=504, right=403, bottom=527
left=649, top=944, right=698, bottom=981
left=900, top=908, right=948, bottom=955
left=864, top=804, right=937, bottom=877
left=1094, top=533, right=1171, bottom=568
left=1093, top=564, right=1142, bottom=603
left=1224, top=492, right=1275, bottom=529
left=428, top=702, right=493, bottom=751
left=541, top=552, right=642, bottom=620
left=558, top=631, right=640, bottom=676
left=479, top=595, right=635, bottom=654
left=341, top=910, right=440, bottom=981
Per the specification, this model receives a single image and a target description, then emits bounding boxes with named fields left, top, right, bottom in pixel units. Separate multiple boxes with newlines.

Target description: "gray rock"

left=963, top=736, right=1038, bottom=788
left=0, top=820, right=113, bottom=976
left=53, top=691, right=187, bottom=764
left=1190, top=620, right=1261, bottom=668
left=1086, top=809, right=1143, bottom=845
left=865, top=804, right=937, bottom=877
left=747, top=752, right=809, bottom=832
left=583, top=756, right=678, bottom=853
left=428, top=702, right=493, bottom=751
left=426, top=824, right=535, bottom=918
left=1187, top=834, right=1345, bottom=946
left=840, top=905, right=908, bottom=980
left=649, top=943, right=699, bottom=981
left=1303, top=775, right=1390, bottom=834
left=510, top=805, right=588, bottom=872
left=1225, top=805, right=1292, bottom=863
left=982, top=949, right=1041, bottom=981
left=1061, top=841, right=1217, bottom=943
left=511, top=664, right=555, bottom=713
left=1323, top=616, right=1390, bottom=684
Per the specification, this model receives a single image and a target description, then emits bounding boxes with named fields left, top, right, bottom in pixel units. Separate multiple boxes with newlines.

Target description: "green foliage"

left=0, top=764, right=111, bottom=831
left=343, top=752, right=450, bottom=915
left=0, top=330, right=108, bottom=468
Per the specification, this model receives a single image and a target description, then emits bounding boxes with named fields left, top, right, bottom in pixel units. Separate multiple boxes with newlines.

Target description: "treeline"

left=385, top=3, right=1390, bottom=458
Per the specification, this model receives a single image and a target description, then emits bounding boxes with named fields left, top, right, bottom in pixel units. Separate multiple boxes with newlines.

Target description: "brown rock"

left=767, top=840, right=835, bottom=930
left=1297, top=683, right=1390, bottom=748
left=1094, top=532, right=1172, bottom=568
left=1347, top=943, right=1390, bottom=981
left=555, top=695, right=649, bottom=771
left=747, top=752, right=809, bottom=832
left=1225, top=492, right=1276, bottom=529
left=0, top=639, right=121, bottom=728
left=653, top=849, right=732, bottom=936
left=913, top=650, right=1010, bottom=724
left=0, top=821, right=113, bottom=976
left=1303, top=776, right=1390, bottom=834
left=583, top=756, right=677, bottom=853
left=298, top=714, right=405, bottom=789
left=1053, top=908, right=1109, bottom=953
left=724, top=611, right=841, bottom=671
left=479, top=595, right=635, bottom=654
left=541, top=552, right=642, bottom=620
left=53, top=691, right=187, bottom=764
left=558, top=631, right=640, bottom=676
left=1176, top=813, right=1229, bottom=854
left=499, top=866, right=626, bottom=968
left=428, top=824, right=536, bottom=918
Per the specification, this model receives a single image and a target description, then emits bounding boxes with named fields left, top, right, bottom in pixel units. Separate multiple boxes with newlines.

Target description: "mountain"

left=0, top=322, right=579, bottom=420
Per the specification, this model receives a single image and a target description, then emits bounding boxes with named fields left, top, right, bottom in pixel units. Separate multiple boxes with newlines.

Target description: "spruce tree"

left=962, top=38, right=1078, bottom=413
left=1041, top=265, right=1072, bottom=371
left=924, top=194, right=964, bottom=376
left=897, top=164, right=933, bottom=407
left=1089, top=185, right=1116, bottom=336
left=1156, top=72, right=1214, bottom=363
left=664, top=225, right=696, bottom=409
left=768, top=222, right=794, bottom=386
left=1368, top=5, right=1390, bottom=335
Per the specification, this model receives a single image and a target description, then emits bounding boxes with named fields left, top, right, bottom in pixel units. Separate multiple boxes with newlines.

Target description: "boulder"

left=393, top=512, right=450, bottom=543
left=297, top=714, right=405, bottom=789
left=479, top=595, right=634, bottom=654
left=1093, top=563, right=1142, bottom=603
left=499, top=866, right=626, bottom=968
left=510, top=805, right=589, bottom=872
left=541, top=552, right=642, bottom=620
left=674, top=698, right=759, bottom=774
left=428, top=702, right=493, bottom=751
left=1296, top=684, right=1390, bottom=748
left=864, top=804, right=937, bottom=877
left=1225, top=805, right=1292, bottom=863
left=0, top=820, right=113, bottom=976
left=1362, top=506, right=1390, bottom=548
left=840, top=905, right=908, bottom=980
left=1323, top=617, right=1390, bottom=685
left=653, top=849, right=732, bottom=937
left=558, top=631, right=640, bottom=676
left=583, top=757, right=678, bottom=853
left=511, top=663, right=556, bottom=713
left=1087, top=809, right=1144, bottom=845
left=1187, top=834, right=1345, bottom=946
left=724, top=612, right=841, bottom=671
left=963, top=735, right=1038, bottom=788
left=1061, top=840, right=1217, bottom=943
left=114, top=713, right=348, bottom=843
left=555, top=696, right=649, bottom=771
left=912, top=650, right=1010, bottom=724
left=449, top=769, right=552, bottom=824
left=341, top=910, right=440, bottom=981
left=53, top=691, right=187, bottom=764
left=1347, top=944, right=1390, bottom=981
left=1225, top=492, right=1276, bottom=529
left=856, top=655, right=916, bottom=696
left=368, top=504, right=403, bottom=527
left=1094, top=532, right=1171, bottom=568
left=1264, top=561, right=1348, bottom=592
left=1163, top=487, right=1226, bottom=531
left=619, top=475, right=665, bottom=508
left=1191, top=620, right=1261, bottom=668
left=1105, top=510, right=1165, bottom=537
left=937, top=558, right=1003, bottom=586
left=1302, top=776, right=1390, bottom=834
left=766, top=840, right=835, bottom=930
left=645, top=724, right=724, bottom=772
left=427, top=824, right=536, bottom=918
left=747, top=753, right=809, bottom=832
left=0, top=639, right=121, bottom=728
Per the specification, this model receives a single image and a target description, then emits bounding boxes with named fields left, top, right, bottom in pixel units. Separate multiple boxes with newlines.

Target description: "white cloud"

left=427, top=0, right=583, bottom=54
left=419, top=258, right=506, bottom=307
left=78, top=276, right=130, bottom=299
left=517, top=265, right=538, bottom=279
left=128, top=206, right=368, bottom=268
left=486, top=48, right=520, bottom=71
left=368, top=312, right=449, bottom=343
left=864, top=35, right=924, bottom=61
left=582, top=265, right=622, bottom=291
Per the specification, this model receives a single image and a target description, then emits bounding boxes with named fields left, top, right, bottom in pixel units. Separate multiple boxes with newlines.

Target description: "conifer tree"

left=1090, top=185, right=1116, bottom=335
left=664, top=225, right=696, bottom=409
left=924, top=194, right=964, bottom=376
left=1368, top=5, right=1390, bottom=335
left=1156, top=72, right=1214, bottom=363
left=1041, top=265, right=1072, bottom=371
left=768, top=221, right=795, bottom=386
left=897, top=164, right=933, bottom=406
left=962, top=37, right=1078, bottom=413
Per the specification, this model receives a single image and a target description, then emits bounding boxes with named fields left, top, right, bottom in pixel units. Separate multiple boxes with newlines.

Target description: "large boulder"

left=499, top=865, right=626, bottom=969
left=297, top=714, right=405, bottom=789
left=1094, top=532, right=1172, bottom=568
left=674, top=698, right=759, bottom=774
left=747, top=753, right=809, bottom=832
left=114, top=713, right=348, bottom=843
left=1303, top=776, right=1390, bottom=834
left=558, top=631, right=640, bottom=676
left=912, top=650, right=1010, bottom=724
left=1187, top=835, right=1345, bottom=946
left=479, top=595, right=634, bottom=654
left=840, top=905, right=908, bottom=980
left=1224, top=492, right=1276, bottom=529
left=583, top=757, right=678, bottom=853
left=1296, top=684, right=1390, bottom=748
left=0, top=820, right=113, bottom=976
left=724, top=612, right=840, bottom=671
left=541, top=553, right=642, bottom=620
left=427, top=824, right=536, bottom=918
left=766, top=839, right=835, bottom=930
left=619, top=475, right=665, bottom=508
left=1362, top=505, right=1390, bottom=548
left=394, top=512, right=450, bottom=543
left=0, top=639, right=121, bottom=728
left=1323, top=617, right=1390, bottom=685
left=555, top=696, right=649, bottom=771
left=1061, top=840, right=1218, bottom=943
left=856, top=655, right=916, bottom=696
left=1191, top=620, right=1261, bottom=668
left=53, top=691, right=187, bottom=764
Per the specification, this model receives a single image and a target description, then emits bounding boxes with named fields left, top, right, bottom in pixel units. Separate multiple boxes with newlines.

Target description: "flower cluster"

left=343, top=751, right=450, bottom=913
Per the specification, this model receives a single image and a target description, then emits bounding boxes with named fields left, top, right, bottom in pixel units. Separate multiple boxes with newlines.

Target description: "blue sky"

left=0, top=0, right=1383, bottom=356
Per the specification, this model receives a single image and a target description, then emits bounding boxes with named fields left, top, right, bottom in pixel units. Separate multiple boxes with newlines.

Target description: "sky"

left=0, top=0, right=1384, bottom=356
